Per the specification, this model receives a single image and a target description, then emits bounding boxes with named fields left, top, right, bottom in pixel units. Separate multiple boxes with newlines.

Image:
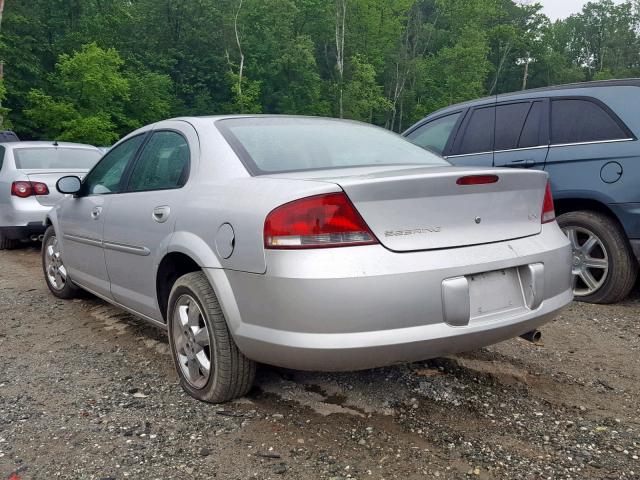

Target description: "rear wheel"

left=167, top=271, right=256, bottom=403
left=42, top=226, right=80, bottom=299
left=558, top=210, right=637, bottom=304
left=0, top=234, right=17, bottom=250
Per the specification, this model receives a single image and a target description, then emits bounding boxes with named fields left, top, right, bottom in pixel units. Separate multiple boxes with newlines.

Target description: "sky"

left=534, top=0, right=625, bottom=20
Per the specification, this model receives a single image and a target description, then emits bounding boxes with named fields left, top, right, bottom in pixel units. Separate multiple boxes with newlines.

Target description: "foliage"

left=2, top=0, right=640, bottom=142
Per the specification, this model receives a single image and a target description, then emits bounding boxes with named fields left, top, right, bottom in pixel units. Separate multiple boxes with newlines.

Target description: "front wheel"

left=167, top=271, right=256, bottom=403
left=42, top=226, right=80, bottom=299
left=558, top=210, right=637, bottom=304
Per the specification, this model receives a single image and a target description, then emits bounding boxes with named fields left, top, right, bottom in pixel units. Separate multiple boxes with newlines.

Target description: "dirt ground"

left=0, top=245, right=639, bottom=479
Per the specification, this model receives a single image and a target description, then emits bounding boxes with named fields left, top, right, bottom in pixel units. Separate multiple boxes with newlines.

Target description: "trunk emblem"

left=475, top=217, right=482, bottom=224
left=384, top=227, right=441, bottom=237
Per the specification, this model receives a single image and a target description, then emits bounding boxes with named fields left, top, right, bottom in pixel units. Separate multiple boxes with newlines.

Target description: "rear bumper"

left=206, top=223, right=573, bottom=371
left=0, top=197, right=51, bottom=233
left=0, top=222, right=46, bottom=240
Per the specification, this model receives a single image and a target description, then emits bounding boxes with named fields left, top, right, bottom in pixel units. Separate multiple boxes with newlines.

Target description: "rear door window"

left=405, top=112, right=461, bottom=155
left=456, top=106, right=495, bottom=155
left=126, top=131, right=190, bottom=192
left=494, top=102, right=531, bottom=151
left=551, top=99, right=630, bottom=145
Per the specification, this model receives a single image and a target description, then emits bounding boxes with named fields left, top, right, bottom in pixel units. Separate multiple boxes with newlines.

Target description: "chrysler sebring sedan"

left=42, top=116, right=573, bottom=403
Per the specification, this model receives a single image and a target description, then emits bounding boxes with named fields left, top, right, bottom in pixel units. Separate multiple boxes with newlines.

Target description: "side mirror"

left=56, top=176, right=82, bottom=195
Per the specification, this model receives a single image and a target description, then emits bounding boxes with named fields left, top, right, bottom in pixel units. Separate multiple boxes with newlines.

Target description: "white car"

left=0, top=141, right=102, bottom=249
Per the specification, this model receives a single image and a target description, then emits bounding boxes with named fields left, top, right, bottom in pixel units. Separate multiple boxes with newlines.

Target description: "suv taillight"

left=11, top=181, right=49, bottom=198
left=542, top=181, right=555, bottom=224
left=264, top=192, right=378, bottom=249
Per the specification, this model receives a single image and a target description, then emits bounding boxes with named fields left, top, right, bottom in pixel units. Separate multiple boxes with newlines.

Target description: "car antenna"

left=53, top=140, right=59, bottom=147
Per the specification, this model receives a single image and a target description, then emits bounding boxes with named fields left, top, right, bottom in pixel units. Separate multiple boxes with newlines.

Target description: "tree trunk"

left=234, top=0, right=245, bottom=110
left=335, top=0, right=346, bottom=118
left=521, top=53, right=530, bottom=91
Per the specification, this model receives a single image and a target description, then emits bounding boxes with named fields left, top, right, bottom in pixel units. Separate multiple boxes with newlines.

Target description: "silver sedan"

left=42, top=116, right=573, bottom=403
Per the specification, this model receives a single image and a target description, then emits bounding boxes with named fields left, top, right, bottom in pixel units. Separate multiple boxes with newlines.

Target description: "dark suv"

left=404, top=79, right=640, bottom=304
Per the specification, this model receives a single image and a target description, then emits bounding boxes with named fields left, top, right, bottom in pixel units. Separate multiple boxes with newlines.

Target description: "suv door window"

left=518, top=101, right=545, bottom=148
left=405, top=112, right=461, bottom=155
left=126, top=131, right=189, bottom=192
left=83, top=135, right=146, bottom=195
left=457, top=106, right=495, bottom=155
left=494, top=102, right=531, bottom=151
left=551, top=99, right=629, bottom=144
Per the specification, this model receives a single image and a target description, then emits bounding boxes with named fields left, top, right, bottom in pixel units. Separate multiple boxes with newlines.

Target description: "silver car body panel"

left=48, top=116, right=573, bottom=371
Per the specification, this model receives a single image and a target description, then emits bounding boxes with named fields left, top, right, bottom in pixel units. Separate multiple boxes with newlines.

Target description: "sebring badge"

left=385, top=227, right=442, bottom=237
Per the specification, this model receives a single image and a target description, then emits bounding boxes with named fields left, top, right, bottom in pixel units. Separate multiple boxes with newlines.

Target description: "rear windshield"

left=14, top=147, right=102, bottom=170
left=216, top=117, right=449, bottom=175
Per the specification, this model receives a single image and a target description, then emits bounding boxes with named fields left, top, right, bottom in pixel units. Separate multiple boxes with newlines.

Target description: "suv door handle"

left=152, top=206, right=171, bottom=223
left=510, top=159, right=535, bottom=168
left=91, top=206, right=102, bottom=220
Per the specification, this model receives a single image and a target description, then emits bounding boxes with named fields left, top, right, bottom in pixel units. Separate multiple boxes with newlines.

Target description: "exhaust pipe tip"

left=29, top=234, right=39, bottom=242
left=520, top=329, right=542, bottom=343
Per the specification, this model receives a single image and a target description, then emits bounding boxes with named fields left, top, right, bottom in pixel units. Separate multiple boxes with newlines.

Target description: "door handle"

left=91, top=206, right=102, bottom=220
left=152, top=206, right=171, bottom=223
left=510, top=159, right=535, bottom=168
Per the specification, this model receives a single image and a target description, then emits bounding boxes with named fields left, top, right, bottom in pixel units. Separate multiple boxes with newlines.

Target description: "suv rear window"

left=551, top=99, right=630, bottom=145
left=217, top=117, right=449, bottom=175
left=14, top=147, right=102, bottom=170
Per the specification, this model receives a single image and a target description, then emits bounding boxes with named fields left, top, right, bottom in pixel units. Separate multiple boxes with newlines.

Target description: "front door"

left=59, top=134, right=147, bottom=297
left=103, top=123, right=197, bottom=321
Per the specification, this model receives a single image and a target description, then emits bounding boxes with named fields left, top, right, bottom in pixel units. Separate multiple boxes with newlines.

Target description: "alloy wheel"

left=562, top=226, right=609, bottom=297
left=44, top=235, right=67, bottom=291
left=171, top=295, right=212, bottom=389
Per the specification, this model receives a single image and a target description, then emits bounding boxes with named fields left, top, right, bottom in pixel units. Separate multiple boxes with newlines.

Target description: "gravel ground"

left=1, top=245, right=639, bottom=479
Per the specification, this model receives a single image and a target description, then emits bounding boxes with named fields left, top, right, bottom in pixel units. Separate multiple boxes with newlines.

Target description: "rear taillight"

left=11, top=181, right=49, bottom=198
left=456, top=174, right=499, bottom=186
left=264, top=192, right=378, bottom=249
left=542, top=181, right=555, bottom=224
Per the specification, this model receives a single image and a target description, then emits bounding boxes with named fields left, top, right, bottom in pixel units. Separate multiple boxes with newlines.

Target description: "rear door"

left=447, top=105, right=496, bottom=167
left=493, top=100, right=549, bottom=170
left=103, top=122, right=197, bottom=321
left=58, top=135, right=147, bottom=297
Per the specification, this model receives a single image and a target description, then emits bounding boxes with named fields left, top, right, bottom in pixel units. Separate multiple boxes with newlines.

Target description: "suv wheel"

left=42, top=226, right=80, bottom=299
left=167, top=271, right=256, bottom=403
left=0, top=234, right=17, bottom=250
left=558, top=210, right=637, bottom=304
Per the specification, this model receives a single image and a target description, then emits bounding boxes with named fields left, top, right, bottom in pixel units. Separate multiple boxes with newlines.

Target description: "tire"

left=558, top=210, right=637, bottom=304
left=167, top=271, right=256, bottom=403
left=42, top=226, right=80, bottom=299
left=0, top=234, right=17, bottom=250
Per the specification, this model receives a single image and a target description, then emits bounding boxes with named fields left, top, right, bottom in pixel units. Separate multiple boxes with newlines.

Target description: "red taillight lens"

left=264, top=192, right=378, bottom=249
left=32, top=182, right=49, bottom=195
left=542, top=181, right=555, bottom=224
left=11, top=181, right=49, bottom=197
left=11, top=181, right=33, bottom=198
left=456, top=175, right=499, bottom=186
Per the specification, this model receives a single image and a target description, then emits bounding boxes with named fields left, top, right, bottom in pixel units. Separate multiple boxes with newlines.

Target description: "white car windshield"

left=216, top=117, right=449, bottom=175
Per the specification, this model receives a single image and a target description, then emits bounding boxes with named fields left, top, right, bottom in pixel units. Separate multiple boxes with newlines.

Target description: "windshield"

left=14, top=147, right=102, bottom=170
left=216, top=117, right=449, bottom=175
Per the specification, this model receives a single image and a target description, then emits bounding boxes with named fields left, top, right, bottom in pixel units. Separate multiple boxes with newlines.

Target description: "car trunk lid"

left=267, top=166, right=548, bottom=251
left=21, top=169, right=90, bottom=206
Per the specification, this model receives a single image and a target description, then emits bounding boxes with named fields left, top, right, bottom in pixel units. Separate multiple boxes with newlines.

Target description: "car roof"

left=0, top=141, right=99, bottom=150
left=425, top=78, right=640, bottom=118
